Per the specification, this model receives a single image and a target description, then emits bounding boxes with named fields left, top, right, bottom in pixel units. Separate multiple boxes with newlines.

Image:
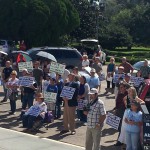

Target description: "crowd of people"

left=0, top=53, right=150, bottom=150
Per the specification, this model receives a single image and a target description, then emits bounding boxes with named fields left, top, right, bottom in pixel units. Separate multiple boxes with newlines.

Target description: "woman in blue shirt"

left=124, top=100, right=142, bottom=150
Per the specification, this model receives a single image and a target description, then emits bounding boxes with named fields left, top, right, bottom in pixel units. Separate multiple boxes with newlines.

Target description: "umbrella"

left=36, top=51, right=57, bottom=62
left=11, top=51, right=32, bottom=62
left=0, top=51, right=8, bottom=55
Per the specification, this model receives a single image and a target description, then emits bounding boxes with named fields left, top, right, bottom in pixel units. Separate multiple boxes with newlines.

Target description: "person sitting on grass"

left=22, top=93, right=47, bottom=131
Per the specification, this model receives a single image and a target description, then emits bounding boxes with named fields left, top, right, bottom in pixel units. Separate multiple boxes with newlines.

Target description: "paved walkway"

left=0, top=127, right=84, bottom=150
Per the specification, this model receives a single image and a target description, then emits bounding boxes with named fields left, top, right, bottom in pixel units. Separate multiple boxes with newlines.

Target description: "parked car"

left=80, top=39, right=106, bottom=65
left=138, top=79, right=150, bottom=150
left=27, top=47, right=82, bottom=69
left=0, top=40, right=16, bottom=54
left=132, top=60, right=150, bottom=76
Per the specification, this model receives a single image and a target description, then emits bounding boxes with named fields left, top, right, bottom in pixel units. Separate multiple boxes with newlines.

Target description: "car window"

left=63, top=50, right=79, bottom=58
left=44, top=49, right=62, bottom=58
left=0, top=40, right=6, bottom=45
left=7, top=41, right=14, bottom=46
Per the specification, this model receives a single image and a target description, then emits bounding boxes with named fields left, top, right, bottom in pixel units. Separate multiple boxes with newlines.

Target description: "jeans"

left=55, top=102, right=61, bottom=118
left=107, top=80, right=115, bottom=89
left=22, top=93, right=34, bottom=110
left=125, top=131, right=139, bottom=150
left=23, top=115, right=37, bottom=129
left=3, top=82, right=8, bottom=100
left=77, top=109, right=87, bottom=122
left=10, top=99, right=16, bottom=113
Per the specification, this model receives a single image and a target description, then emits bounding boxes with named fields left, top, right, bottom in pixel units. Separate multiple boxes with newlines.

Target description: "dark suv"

left=27, top=47, right=82, bottom=69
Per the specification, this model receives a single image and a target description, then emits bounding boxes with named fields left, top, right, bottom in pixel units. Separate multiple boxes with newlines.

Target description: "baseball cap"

left=88, top=88, right=98, bottom=95
left=125, top=73, right=131, bottom=77
left=90, top=68, right=96, bottom=73
left=118, top=66, right=124, bottom=70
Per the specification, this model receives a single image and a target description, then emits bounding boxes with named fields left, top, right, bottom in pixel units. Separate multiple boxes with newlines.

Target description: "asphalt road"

left=0, top=66, right=121, bottom=150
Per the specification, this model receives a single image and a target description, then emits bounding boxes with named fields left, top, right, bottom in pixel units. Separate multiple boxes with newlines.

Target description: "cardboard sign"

left=106, top=112, right=121, bottom=130
left=18, top=61, right=33, bottom=72
left=77, top=100, right=88, bottom=110
left=19, top=76, right=35, bottom=87
left=44, top=92, right=57, bottom=103
left=50, top=62, right=66, bottom=75
left=130, top=76, right=144, bottom=87
left=60, top=86, right=75, bottom=100
left=113, top=74, right=125, bottom=83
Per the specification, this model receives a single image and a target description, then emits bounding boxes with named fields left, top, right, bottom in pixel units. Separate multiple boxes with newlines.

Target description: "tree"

left=0, top=0, right=80, bottom=47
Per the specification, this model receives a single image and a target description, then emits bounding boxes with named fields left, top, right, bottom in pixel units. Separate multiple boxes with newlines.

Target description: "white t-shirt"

left=82, top=60, right=90, bottom=67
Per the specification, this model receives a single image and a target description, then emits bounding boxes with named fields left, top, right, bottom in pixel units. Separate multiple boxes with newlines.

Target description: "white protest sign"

left=77, top=100, right=88, bottom=110
left=50, top=62, right=66, bottom=75
left=19, top=76, right=35, bottom=87
left=44, top=92, right=57, bottom=103
left=113, top=74, right=125, bottom=83
left=60, top=86, right=75, bottom=100
left=106, top=112, right=121, bottom=130
left=18, top=61, right=33, bottom=72
left=130, top=76, right=144, bottom=87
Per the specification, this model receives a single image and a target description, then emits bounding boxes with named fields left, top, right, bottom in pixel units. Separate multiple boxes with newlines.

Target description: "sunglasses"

left=11, top=74, right=16, bottom=75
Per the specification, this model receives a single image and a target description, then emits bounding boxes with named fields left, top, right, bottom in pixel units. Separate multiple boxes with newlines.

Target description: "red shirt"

left=120, top=62, right=133, bottom=73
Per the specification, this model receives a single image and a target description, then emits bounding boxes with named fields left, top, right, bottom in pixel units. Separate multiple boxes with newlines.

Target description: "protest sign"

left=50, top=62, right=66, bottom=75
left=18, top=61, right=33, bottom=72
left=113, top=74, right=125, bottom=83
left=130, top=76, right=144, bottom=87
left=77, top=100, right=88, bottom=110
left=44, top=92, right=57, bottom=103
left=60, top=86, right=75, bottom=100
left=19, top=76, right=34, bottom=87
left=26, top=105, right=41, bottom=117
left=106, top=112, right=121, bottom=130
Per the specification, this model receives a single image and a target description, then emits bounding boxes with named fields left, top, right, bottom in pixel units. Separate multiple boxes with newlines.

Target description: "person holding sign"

left=22, top=93, right=47, bottom=130
left=77, top=76, right=90, bottom=124
left=21, top=72, right=37, bottom=111
left=46, top=78, right=58, bottom=116
left=60, top=73, right=79, bottom=135
left=84, top=88, right=106, bottom=150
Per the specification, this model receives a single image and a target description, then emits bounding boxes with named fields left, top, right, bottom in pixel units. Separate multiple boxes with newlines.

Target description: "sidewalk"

left=0, top=127, right=84, bottom=150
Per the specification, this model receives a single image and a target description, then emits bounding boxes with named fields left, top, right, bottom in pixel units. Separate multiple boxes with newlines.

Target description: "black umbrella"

left=36, top=51, right=57, bottom=62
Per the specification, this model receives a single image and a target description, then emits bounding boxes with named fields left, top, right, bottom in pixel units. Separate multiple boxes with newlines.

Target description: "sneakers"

left=71, top=131, right=76, bottom=135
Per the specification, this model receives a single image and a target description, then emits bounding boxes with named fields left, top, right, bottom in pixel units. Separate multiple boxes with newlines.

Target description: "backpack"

left=44, top=111, right=54, bottom=123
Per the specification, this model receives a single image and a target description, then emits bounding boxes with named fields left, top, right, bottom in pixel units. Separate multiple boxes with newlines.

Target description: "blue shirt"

left=124, top=109, right=142, bottom=133
left=107, top=63, right=115, bottom=72
left=88, top=76, right=100, bottom=89
left=46, top=84, right=58, bottom=94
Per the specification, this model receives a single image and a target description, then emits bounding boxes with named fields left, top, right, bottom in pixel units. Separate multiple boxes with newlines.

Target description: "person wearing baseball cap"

left=84, top=88, right=106, bottom=150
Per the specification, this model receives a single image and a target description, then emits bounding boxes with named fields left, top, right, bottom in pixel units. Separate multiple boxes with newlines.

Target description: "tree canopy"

left=0, top=0, right=80, bottom=47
